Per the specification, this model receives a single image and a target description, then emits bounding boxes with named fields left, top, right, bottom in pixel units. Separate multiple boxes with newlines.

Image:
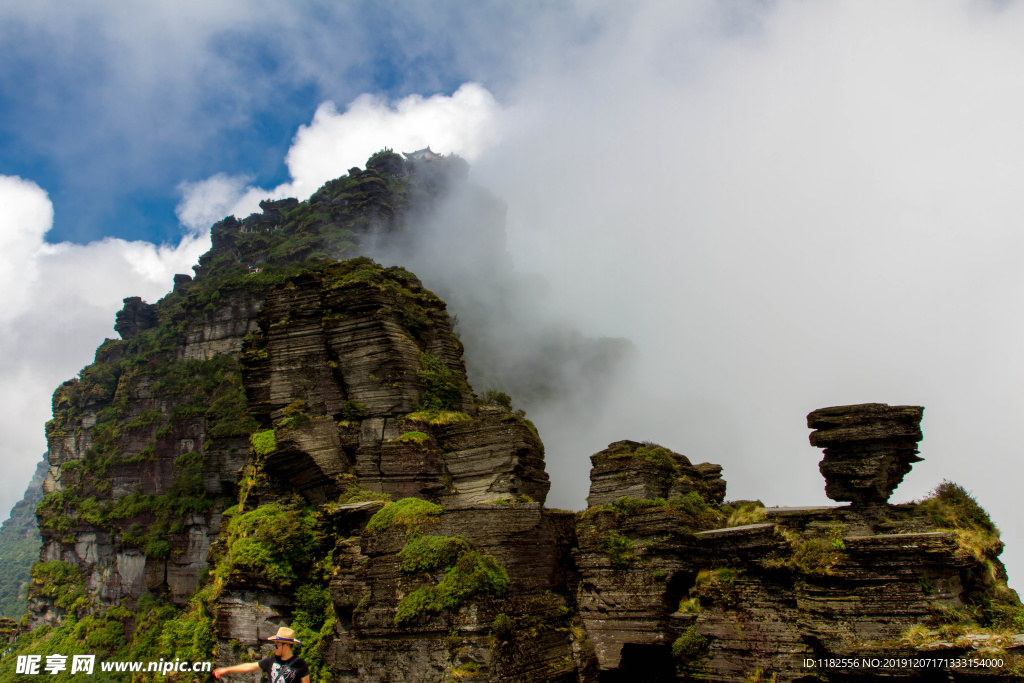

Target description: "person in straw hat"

left=212, top=626, right=310, bottom=683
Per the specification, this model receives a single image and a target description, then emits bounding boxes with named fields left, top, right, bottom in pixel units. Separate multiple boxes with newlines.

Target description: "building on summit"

left=402, top=146, right=441, bottom=161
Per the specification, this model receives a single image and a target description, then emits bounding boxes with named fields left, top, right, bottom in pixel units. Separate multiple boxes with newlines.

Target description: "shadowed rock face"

left=807, top=403, right=924, bottom=505
left=113, top=296, right=157, bottom=340
left=587, top=440, right=725, bottom=508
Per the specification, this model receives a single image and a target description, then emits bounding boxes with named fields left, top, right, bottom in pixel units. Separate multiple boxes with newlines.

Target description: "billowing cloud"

left=471, top=0, right=1024, bottom=583
left=176, top=83, right=502, bottom=228
left=284, top=83, right=502, bottom=198
left=0, top=176, right=53, bottom=320
left=0, top=176, right=208, bottom=511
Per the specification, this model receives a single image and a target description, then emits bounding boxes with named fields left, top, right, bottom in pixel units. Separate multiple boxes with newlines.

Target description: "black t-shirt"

left=258, top=655, right=309, bottom=683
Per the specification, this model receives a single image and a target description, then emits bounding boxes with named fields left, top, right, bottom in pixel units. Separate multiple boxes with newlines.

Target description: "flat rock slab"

left=764, top=506, right=839, bottom=516
left=694, top=523, right=775, bottom=537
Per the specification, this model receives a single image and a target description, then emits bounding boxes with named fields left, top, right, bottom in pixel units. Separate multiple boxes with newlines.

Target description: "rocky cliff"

left=8, top=152, right=1024, bottom=682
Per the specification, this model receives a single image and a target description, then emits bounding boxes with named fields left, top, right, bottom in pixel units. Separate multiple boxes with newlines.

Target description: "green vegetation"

left=394, top=537, right=509, bottom=626
left=290, top=583, right=336, bottom=683
left=278, top=400, right=310, bottom=430
left=676, top=597, right=701, bottom=614
left=35, top=450, right=212, bottom=550
left=672, top=626, right=710, bottom=662
left=770, top=524, right=846, bottom=576
left=250, top=429, right=276, bottom=456
left=340, top=399, right=366, bottom=421
left=8, top=589, right=217, bottom=681
left=600, top=491, right=722, bottom=531
left=416, top=352, right=465, bottom=411
left=30, top=562, right=88, bottom=614
left=128, top=594, right=217, bottom=677
left=611, top=496, right=666, bottom=515
left=721, top=500, right=767, bottom=527
left=0, top=527, right=39, bottom=618
left=223, top=503, right=318, bottom=586
left=205, top=384, right=258, bottom=438
left=399, top=535, right=472, bottom=572
left=603, top=442, right=681, bottom=485
left=745, top=669, right=778, bottom=683
left=328, top=478, right=392, bottom=506
left=917, top=481, right=1001, bottom=562
left=488, top=493, right=535, bottom=505
left=394, top=431, right=430, bottom=445
left=0, top=461, right=45, bottom=619
left=601, top=530, right=637, bottom=568
left=491, top=612, right=514, bottom=640
left=606, top=443, right=675, bottom=466
left=631, top=445, right=677, bottom=469
left=321, top=257, right=449, bottom=342
left=692, top=567, right=741, bottom=608
left=914, top=481, right=1024, bottom=631
left=791, top=529, right=845, bottom=574
left=667, top=491, right=722, bottom=522
left=367, top=497, right=443, bottom=533
left=451, top=662, right=484, bottom=680
left=405, top=409, right=471, bottom=425
left=480, top=390, right=512, bottom=409
left=37, top=339, right=253, bottom=558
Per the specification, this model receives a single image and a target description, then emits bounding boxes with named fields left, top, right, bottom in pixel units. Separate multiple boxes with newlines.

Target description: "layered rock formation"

left=12, top=152, right=1024, bottom=682
left=808, top=403, right=925, bottom=505
left=569, top=407, right=1023, bottom=681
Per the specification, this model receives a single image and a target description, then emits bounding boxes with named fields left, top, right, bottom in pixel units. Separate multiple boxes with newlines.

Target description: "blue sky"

left=0, top=2, right=540, bottom=244
left=5, top=0, right=1024, bottom=587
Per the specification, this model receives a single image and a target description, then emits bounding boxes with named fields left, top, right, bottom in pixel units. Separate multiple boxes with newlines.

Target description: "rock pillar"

left=807, top=403, right=924, bottom=505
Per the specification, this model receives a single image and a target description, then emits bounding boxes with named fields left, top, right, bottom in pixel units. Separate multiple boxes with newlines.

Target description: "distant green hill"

left=0, top=458, right=46, bottom=619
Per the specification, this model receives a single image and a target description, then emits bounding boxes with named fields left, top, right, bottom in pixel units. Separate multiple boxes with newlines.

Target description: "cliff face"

left=13, top=152, right=1024, bottom=682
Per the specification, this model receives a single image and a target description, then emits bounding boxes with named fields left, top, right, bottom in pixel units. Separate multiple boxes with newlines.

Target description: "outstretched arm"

left=212, top=662, right=260, bottom=679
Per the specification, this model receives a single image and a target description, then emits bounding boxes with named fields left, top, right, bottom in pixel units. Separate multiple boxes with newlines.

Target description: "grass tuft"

left=367, top=497, right=443, bottom=534
left=404, top=410, right=471, bottom=425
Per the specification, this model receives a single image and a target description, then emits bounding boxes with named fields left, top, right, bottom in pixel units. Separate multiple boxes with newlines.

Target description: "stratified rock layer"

left=808, top=403, right=924, bottom=505
left=587, top=440, right=726, bottom=508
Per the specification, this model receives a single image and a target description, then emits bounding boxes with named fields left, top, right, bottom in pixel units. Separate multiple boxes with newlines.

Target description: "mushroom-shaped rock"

left=807, top=403, right=924, bottom=505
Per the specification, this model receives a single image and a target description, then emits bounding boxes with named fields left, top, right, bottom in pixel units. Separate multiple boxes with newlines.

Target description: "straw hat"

left=267, top=627, right=301, bottom=644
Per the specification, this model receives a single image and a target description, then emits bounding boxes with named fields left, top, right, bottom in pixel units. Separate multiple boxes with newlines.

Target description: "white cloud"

left=0, top=176, right=53, bottom=320
left=0, top=176, right=208, bottom=515
left=176, top=83, right=503, bottom=225
left=283, top=83, right=502, bottom=199
left=176, top=174, right=255, bottom=233
left=469, top=0, right=1024, bottom=584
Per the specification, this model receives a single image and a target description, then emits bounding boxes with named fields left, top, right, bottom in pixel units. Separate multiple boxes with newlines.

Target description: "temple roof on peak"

left=402, top=146, right=441, bottom=161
